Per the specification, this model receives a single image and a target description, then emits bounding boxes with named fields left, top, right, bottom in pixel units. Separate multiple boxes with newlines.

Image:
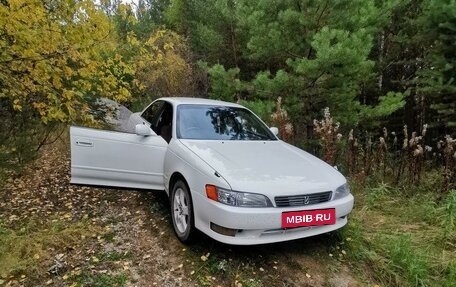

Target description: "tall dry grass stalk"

left=313, top=107, right=341, bottom=166
left=271, top=97, right=294, bottom=142
left=347, top=129, right=358, bottom=175
left=312, top=108, right=455, bottom=194
left=440, top=135, right=456, bottom=193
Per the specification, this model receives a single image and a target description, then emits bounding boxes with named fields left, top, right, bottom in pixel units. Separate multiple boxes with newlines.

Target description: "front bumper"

left=192, top=192, right=354, bottom=245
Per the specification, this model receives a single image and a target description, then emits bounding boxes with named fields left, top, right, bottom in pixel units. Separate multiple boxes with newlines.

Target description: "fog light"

left=210, top=222, right=238, bottom=237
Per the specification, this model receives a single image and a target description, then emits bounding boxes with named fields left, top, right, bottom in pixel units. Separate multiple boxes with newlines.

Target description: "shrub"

left=312, top=108, right=455, bottom=194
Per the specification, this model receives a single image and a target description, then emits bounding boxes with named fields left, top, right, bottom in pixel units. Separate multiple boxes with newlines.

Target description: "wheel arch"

left=169, top=171, right=196, bottom=243
left=169, top=172, right=190, bottom=197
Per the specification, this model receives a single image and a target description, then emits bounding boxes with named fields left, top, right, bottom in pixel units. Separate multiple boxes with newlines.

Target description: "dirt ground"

left=0, top=138, right=364, bottom=287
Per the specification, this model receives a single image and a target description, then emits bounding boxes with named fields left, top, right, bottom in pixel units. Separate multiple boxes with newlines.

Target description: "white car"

left=70, top=97, right=354, bottom=245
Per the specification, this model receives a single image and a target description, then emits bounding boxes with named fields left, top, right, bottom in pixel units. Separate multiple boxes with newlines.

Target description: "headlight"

left=333, top=183, right=351, bottom=200
left=205, top=185, right=273, bottom=207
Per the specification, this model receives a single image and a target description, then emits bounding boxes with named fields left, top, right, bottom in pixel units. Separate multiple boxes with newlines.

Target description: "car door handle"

left=76, top=141, right=93, bottom=147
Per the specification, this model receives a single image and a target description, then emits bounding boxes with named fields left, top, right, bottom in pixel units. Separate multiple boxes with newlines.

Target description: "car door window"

left=156, top=103, right=173, bottom=143
left=141, top=101, right=164, bottom=132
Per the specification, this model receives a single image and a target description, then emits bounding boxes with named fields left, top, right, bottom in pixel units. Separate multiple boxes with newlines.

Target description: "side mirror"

left=135, top=124, right=152, bottom=136
left=269, top=127, right=279, bottom=136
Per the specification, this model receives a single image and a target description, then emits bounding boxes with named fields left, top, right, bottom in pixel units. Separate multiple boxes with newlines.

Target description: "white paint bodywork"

left=70, top=97, right=354, bottom=245
left=70, top=127, right=167, bottom=190
left=179, top=140, right=345, bottom=195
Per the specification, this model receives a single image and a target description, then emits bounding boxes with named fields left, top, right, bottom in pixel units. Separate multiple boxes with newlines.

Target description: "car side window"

left=156, top=102, right=173, bottom=143
left=141, top=101, right=164, bottom=131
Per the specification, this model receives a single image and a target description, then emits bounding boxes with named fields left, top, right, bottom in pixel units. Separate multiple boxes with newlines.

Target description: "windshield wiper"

left=244, top=130, right=270, bottom=140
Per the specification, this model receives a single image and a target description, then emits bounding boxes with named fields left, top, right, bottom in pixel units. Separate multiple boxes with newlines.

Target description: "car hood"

left=180, top=140, right=346, bottom=196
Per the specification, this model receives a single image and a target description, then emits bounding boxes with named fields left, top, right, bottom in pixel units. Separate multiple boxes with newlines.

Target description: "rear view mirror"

left=270, top=127, right=279, bottom=136
left=135, top=124, right=152, bottom=136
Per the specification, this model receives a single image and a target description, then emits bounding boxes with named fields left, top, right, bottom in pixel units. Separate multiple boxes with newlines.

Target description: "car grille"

left=275, top=191, right=332, bottom=207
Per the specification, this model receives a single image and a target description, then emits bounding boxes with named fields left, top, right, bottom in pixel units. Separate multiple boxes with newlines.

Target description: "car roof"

left=158, top=97, right=244, bottom=108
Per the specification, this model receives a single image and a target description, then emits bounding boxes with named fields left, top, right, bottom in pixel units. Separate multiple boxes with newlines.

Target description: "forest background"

left=0, top=1, right=455, bottom=286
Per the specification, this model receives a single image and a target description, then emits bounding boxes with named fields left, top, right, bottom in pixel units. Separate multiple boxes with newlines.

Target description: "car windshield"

left=177, top=104, right=277, bottom=141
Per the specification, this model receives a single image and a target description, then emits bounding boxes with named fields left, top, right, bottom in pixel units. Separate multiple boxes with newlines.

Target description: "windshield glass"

left=177, top=105, right=277, bottom=141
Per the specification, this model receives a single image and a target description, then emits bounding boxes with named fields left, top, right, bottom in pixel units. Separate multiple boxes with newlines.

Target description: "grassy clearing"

left=175, top=229, right=348, bottom=287
left=0, top=218, right=101, bottom=280
left=72, top=272, right=129, bottom=287
left=97, top=251, right=132, bottom=263
left=139, top=192, right=275, bottom=286
left=186, top=252, right=266, bottom=287
left=343, top=178, right=456, bottom=286
left=189, top=251, right=260, bottom=287
left=141, top=186, right=360, bottom=286
left=142, top=191, right=275, bottom=286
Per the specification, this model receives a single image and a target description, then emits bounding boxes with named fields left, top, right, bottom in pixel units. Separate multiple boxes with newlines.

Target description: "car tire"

left=170, top=179, right=195, bottom=243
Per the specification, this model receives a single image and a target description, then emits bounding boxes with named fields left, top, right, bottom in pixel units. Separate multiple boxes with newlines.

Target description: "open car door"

left=70, top=126, right=167, bottom=190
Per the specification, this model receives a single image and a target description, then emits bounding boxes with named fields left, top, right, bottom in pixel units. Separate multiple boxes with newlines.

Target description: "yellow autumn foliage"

left=134, top=29, right=194, bottom=98
left=0, top=0, right=134, bottom=124
left=0, top=1, right=194, bottom=126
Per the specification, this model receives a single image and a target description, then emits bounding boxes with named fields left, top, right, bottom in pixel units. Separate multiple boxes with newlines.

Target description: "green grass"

left=183, top=247, right=268, bottom=287
left=366, top=182, right=392, bottom=207
left=442, top=261, right=456, bottom=287
left=387, top=234, right=430, bottom=285
left=101, top=231, right=116, bottom=243
left=97, top=251, right=132, bottom=262
left=0, top=217, right=129, bottom=285
left=440, top=190, right=456, bottom=238
left=72, top=272, right=128, bottom=287
left=343, top=182, right=456, bottom=286
left=0, top=218, right=100, bottom=279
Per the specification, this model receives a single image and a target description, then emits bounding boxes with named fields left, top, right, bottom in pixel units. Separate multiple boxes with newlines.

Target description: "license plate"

left=281, top=208, right=336, bottom=228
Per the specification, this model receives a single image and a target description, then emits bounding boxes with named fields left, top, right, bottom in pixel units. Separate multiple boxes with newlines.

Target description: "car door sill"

left=72, top=165, right=162, bottom=176
left=70, top=177, right=164, bottom=190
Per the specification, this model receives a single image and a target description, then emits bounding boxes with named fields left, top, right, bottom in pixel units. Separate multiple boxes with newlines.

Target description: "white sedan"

left=70, top=97, right=354, bottom=245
